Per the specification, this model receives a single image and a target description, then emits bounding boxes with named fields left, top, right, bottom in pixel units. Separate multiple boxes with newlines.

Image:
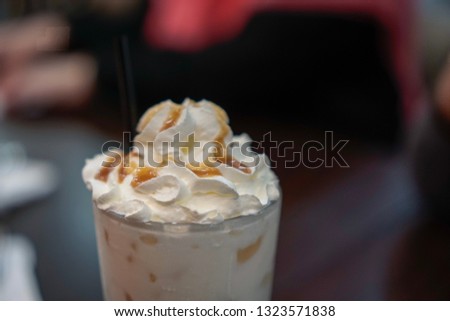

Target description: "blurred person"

left=0, top=0, right=145, bottom=115
left=0, top=14, right=96, bottom=115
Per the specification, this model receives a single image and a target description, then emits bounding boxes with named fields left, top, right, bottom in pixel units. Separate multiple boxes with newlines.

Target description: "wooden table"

left=3, top=116, right=450, bottom=300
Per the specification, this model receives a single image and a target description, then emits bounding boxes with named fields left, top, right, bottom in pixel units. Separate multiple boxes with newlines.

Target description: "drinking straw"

left=114, top=35, right=138, bottom=152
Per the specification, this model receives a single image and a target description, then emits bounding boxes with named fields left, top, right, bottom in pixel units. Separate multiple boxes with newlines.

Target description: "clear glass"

left=93, top=197, right=282, bottom=300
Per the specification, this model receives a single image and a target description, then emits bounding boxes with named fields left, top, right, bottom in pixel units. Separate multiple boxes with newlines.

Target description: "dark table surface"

left=2, top=116, right=450, bottom=300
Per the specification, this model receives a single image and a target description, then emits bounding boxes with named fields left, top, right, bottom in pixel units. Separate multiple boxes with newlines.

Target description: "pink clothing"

left=144, top=0, right=422, bottom=121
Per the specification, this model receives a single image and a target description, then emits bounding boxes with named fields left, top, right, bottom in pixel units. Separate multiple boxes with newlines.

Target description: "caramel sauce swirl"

left=94, top=152, right=159, bottom=188
left=214, top=122, right=229, bottom=149
left=95, top=167, right=113, bottom=182
left=131, top=167, right=158, bottom=187
left=118, top=161, right=137, bottom=183
left=96, top=100, right=250, bottom=187
left=136, top=102, right=166, bottom=132
left=94, top=155, right=121, bottom=182
left=229, top=158, right=251, bottom=174
left=217, top=155, right=251, bottom=174
left=187, top=164, right=222, bottom=177
left=160, top=105, right=182, bottom=132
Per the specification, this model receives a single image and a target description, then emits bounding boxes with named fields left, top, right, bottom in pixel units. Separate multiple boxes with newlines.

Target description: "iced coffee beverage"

left=83, top=99, right=281, bottom=300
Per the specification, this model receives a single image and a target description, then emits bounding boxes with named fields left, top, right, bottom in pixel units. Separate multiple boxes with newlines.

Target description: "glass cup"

left=92, top=196, right=281, bottom=300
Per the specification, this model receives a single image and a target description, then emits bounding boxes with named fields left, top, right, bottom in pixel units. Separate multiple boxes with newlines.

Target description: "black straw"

left=114, top=35, right=137, bottom=152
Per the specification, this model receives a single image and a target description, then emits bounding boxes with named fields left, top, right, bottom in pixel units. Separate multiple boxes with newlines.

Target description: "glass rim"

left=95, top=198, right=281, bottom=233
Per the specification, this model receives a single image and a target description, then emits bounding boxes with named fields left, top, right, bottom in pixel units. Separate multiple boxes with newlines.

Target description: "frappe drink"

left=82, top=99, right=281, bottom=300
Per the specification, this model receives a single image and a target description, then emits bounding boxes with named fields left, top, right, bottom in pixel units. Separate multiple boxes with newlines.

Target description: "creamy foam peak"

left=82, top=99, right=280, bottom=223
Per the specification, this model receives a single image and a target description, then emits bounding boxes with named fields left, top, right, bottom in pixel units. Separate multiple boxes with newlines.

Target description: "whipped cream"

left=82, top=99, right=280, bottom=223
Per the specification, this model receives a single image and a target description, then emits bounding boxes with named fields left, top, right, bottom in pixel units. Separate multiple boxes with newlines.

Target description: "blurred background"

left=0, top=0, right=450, bottom=300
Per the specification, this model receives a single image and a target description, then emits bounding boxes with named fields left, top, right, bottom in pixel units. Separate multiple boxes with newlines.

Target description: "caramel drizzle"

left=188, top=164, right=221, bottom=177
left=95, top=101, right=250, bottom=184
left=95, top=153, right=157, bottom=186
left=220, top=156, right=251, bottom=174
left=160, top=105, right=182, bottom=132
left=136, top=101, right=166, bottom=132
left=118, top=161, right=137, bottom=183
left=210, top=106, right=251, bottom=173
left=118, top=167, right=127, bottom=183
left=117, top=153, right=138, bottom=183
left=94, top=155, right=121, bottom=182
left=215, top=108, right=228, bottom=122
left=131, top=167, right=158, bottom=187
left=186, top=106, right=250, bottom=175
left=233, top=160, right=251, bottom=174
left=214, top=120, right=229, bottom=149
left=237, top=236, right=262, bottom=263
left=95, top=167, right=113, bottom=182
